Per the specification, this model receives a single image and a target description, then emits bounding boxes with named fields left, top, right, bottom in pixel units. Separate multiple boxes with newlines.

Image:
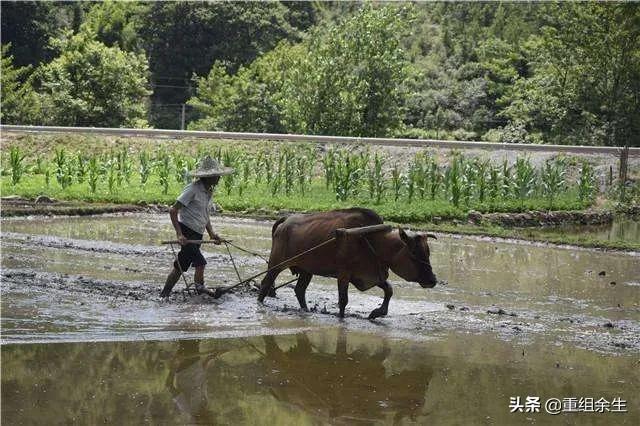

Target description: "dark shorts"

left=174, top=223, right=207, bottom=272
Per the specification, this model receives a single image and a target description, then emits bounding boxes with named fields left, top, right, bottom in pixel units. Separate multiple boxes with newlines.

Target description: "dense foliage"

left=1, top=1, right=638, bottom=146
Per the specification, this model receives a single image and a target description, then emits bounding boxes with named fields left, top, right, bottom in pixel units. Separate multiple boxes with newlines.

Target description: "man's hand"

left=177, top=234, right=187, bottom=246
left=210, top=233, right=223, bottom=245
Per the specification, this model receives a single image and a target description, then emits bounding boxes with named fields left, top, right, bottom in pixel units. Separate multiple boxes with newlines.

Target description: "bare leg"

left=294, top=272, right=312, bottom=311
left=337, top=272, right=350, bottom=318
left=160, top=267, right=181, bottom=298
left=194, top=265, right=215, bottom=297
left=368, top=281, right=393, bottom=319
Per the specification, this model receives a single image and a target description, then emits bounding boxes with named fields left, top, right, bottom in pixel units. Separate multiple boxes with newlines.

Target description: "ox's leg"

left=368, top=281, right=393, bottom=319
left=294, top=272, right=312, bottom=311
left=337, top=272, right=350, bottom=318
left=258, top=268, right=282, bottom=303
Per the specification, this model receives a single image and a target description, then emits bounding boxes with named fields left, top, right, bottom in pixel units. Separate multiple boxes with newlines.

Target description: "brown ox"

left=257, top=208, right=437, bottom=319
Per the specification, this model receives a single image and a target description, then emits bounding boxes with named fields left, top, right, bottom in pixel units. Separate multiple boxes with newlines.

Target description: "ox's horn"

left=426, top=233, right=437, bottom=240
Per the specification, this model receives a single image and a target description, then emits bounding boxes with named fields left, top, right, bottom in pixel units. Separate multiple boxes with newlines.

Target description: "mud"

left=2, top=214, right=639, bottom=354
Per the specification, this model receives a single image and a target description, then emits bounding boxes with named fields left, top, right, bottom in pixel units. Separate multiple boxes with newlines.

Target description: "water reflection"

left=2, top=330, right=638, bottom=425
left=166, top=340, right=226, bottom=425
left=257, top=330, right=432, bottom=423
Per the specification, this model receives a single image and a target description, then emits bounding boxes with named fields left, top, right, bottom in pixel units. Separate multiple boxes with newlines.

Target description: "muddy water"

left=520, top=216, right=640, bottom=244
left=3, top=331, right=639, bottom=425
left=1, top=214, right=639, bottom=424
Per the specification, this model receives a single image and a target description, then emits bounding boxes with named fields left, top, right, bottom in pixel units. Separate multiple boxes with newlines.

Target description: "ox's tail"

left=271, top=216, right=287, bottom=237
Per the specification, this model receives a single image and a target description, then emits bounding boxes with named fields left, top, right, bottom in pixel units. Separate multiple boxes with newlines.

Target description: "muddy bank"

left=467, top=209, right=614, bottom=227
left=1, top=196, right=162, bottom=217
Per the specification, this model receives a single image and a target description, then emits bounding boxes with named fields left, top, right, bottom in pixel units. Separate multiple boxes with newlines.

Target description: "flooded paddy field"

left=2, top=213, right=639, bottom=424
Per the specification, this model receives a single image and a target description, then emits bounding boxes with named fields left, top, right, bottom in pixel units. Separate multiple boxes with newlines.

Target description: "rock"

left=610, top=281, right=616, bottom=286
left=487, top=307, right=517, bottom=317
left=459, top=306, right=469, bottom=311
left=598, top=271, right=606, bottom=276
left=603, top=321, right=615, bottom=328
left=35, top=195, right=54, bottom=204
left=446, top=304, right=455, bottom=310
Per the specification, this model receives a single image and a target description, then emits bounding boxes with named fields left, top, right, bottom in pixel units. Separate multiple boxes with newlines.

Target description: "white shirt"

left=176, top=180, right=213, bottom=234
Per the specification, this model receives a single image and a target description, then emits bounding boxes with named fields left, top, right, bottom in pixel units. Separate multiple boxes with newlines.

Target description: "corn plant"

left=322, top=148, right=337, bottom=189
left=333, top=151, right=361, bottom=201
left=237, top=156, right=252, bottom=196
left=296, top=155, right=312, bottom=195
left=474, top=159, right=489, bottom=204
left=185, top=157, right=196, bottom=183
left=427, top=160, right=442, bottom=201
left=9, top=146, right=26, bottom=185
left=270, top=154, right=283, bottom=196
left=221, top=150, right=239, bottom=195
left=488, top=164, right=501, bottom=202
left=173, top=153, right=187, bottom=184
left=390, top=163, right=404, bottom=202
left=541, top=159, right=566, bottom=209
left=448, top=157, right=462, bottom=207
left=254, top=151, right=265, bottom=184
left=407, top=157, right=422, bottom=202
left=88, top=156, right=99, bottom=193
left=106, top=159, right=117, bottom=193
left=156, top=151, right=171, bottom=195
left=501, top=160, right=512, bottom=198
left=117, top=148, right=133, bottom=185
left=513, top=157, right=536, bottom=203
left=461, top=158, right=475, bottom=206
left=367, top=152, right=386, bottom=204
left=138, top=151, right=152, bottom=186
left=33, top=156, right=46, bottom=175
left=264, top=153, right=275, bottom=185
left=44, top=163, right=51, bottom=187
left=282, top=148, right=296, bottom=196
left=578, top=161, right=596, bottom=203
left=54, top=148, right=69, bottom=188
left=76, top=153, right=87, bottom=184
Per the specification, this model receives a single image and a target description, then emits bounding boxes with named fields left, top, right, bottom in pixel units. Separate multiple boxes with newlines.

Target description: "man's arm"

left=205, top=218, right=222, bottom=244
left=169, top=202, right=187, bottom=245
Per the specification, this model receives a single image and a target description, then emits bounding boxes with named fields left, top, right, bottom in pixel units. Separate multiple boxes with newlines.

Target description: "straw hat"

left=190, top=155, right=235, bottom=177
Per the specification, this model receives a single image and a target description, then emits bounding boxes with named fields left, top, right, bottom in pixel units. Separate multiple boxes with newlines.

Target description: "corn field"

left=2, top=144, right=604, bottom=210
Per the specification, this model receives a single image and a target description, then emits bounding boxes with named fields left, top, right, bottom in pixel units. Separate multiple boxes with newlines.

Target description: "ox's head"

left=394, top=228, right=438, bottom=288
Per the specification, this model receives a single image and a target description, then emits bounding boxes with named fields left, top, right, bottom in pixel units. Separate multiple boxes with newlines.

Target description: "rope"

left=224, top=241, right=268, bottom=262
left=215, top=237, right=337, bottom=294
left=224, top=241, right=243, bottom=283
left=163, top=236, right=336, bottom=297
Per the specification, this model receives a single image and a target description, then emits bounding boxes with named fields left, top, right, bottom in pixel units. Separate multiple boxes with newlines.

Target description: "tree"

left=189, top=5, right=411, bottom=137
left=502, top=3, right=640, bottom=146
left=33, top=32, right=150, bottom=127
left=297, top=4, right=412, bottom=137
left=138, top=1, right=312, bottom=129
left=0, top=1, right=83, bottom=67
left=80, top=1, right=148, bottom=52
left=1, top=44, right=40, bottom=124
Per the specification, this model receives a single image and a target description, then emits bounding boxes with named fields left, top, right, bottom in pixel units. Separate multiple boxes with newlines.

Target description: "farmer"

left=160, top=155, right=234, bottom=298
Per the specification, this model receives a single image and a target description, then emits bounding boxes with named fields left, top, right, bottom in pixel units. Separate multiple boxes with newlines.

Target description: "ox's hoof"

left=368, top=308, right=388, bottom=319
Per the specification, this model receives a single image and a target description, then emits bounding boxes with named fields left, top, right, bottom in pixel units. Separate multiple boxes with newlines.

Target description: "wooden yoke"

left=334, top=224, right=392, bottom=237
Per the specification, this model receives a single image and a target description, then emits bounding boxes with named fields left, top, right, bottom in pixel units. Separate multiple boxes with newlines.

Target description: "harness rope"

left=162, top=236, right=338, bottom=298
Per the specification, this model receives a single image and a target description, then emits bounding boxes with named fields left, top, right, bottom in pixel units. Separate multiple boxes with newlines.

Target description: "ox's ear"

left=426, top=233, right=437, bottom=240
